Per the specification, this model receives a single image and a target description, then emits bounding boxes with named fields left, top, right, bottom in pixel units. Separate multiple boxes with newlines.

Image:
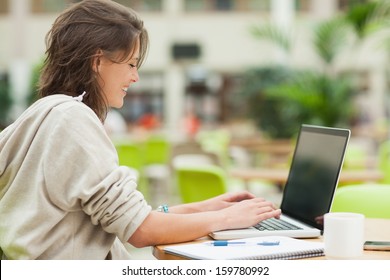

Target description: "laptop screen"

left=280, top=125, right=350, bottom=230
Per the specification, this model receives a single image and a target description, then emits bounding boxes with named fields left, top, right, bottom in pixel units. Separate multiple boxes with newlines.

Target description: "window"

left=114, top=0, right=162, bottom=12
left=184, top=0, right=270, bottom=12
left=31, top=0, right=80, bottom=14
left=295, top=0, right=311, bottom=12
left=184, top=0, right=207, bottom=11
left=247, top=0, right=270, bottom=11
left=0, top=0, right=8, bottom=14
left=140, top=0, right=162, bottom=11
left=338, top=0, right=369, bottom=11
left=216, top=0, right=234, bottom=11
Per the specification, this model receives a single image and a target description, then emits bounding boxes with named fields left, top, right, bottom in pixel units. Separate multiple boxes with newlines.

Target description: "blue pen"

left=204, top=240, right=280, bottom=246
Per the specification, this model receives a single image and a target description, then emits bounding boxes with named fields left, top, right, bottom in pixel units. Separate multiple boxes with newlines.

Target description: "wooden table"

left=153, top=218, right=390, bottom=260
left=229, top=168, right=384, bottom=189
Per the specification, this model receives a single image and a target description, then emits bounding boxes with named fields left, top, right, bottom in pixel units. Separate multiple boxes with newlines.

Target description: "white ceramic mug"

left=324, top=212, right=365, bottom=259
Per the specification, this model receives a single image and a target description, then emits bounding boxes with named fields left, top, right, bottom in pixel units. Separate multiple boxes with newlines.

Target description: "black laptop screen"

left=280, top=125, right=350, bottom=230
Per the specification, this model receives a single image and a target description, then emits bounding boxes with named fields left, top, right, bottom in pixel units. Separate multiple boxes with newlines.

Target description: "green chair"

left=378, top=140, right=390, bottom=184
left=141, top=135, right=172, bottom=207
left=143, top=135, right=171, bottom=165
left=331, top=184, right=390, bottom=219
left=115, top=142, right=144, bottom=171
left=175, top=165, right=227, bottom=203
left=114, top=142, right=149, bottom=198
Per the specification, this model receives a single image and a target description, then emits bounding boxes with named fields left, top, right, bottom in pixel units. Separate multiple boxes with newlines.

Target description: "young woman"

left=0, top=0, right=281, bottom=259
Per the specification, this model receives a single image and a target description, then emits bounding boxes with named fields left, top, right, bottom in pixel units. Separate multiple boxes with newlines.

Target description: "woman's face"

left=96, top=44, right=140, bottom=108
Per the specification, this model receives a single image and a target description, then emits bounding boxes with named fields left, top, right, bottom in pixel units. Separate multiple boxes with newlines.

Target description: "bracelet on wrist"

left=157, top=204, right=169, bottom=213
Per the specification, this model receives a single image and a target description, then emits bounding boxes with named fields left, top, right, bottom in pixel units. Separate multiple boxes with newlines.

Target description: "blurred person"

left=0, top=0, right=280, bottom=260
left=183, top=110, right=201, bottom=139
left=137, top=105, right=160, bottom=130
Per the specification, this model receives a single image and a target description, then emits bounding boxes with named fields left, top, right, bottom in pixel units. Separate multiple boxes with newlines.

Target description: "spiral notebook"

left=164, top=236, right=324, bottom=260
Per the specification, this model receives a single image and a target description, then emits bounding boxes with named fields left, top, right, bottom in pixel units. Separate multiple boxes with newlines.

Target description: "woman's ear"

left=92, top=50, right=103, bottom=73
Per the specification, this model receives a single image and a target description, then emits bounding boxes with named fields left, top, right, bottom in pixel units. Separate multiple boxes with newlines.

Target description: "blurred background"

left=0, top=0, right=389, bottom=139
left=0, top=0, right=389, bottom=259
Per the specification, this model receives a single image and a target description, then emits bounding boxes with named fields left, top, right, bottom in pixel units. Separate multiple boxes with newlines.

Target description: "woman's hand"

left=131, top=192, right=281, bottom=247
left=215, top=197, right=281, bottom=231
left=198, top=191, right=256, bottom=211
left=168, top=191, right=280, bottom=219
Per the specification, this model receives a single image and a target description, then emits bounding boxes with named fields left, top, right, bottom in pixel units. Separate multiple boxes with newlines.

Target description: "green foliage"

left=241, top=2, right=377, bottom=138
left=266, top=70, right=356, bottom=128
left=241, top=66, right=357, bottom=138
left=240, top=66, right=304, bottom=138
left=313, top=18, right=350, bottom=64
left=374, top=0, right=390, bottom=25
left=0, top=75, right=12, bottom=129
left=27, top=60, right=44, bottom=106
left=365, top=0, right=390, bottom=52
left=250, top=24, right=292, bottom=53
left=346, top=1, right=380, bottom=38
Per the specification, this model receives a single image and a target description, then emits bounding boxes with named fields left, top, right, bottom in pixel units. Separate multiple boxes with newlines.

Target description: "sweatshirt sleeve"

left=41, top=102, right=151, bottom=242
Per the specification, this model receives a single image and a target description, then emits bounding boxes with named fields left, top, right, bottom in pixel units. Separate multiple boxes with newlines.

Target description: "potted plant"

left=242, top=1, right=390, bottom=139
left=242, top=15, right=356, bottom=138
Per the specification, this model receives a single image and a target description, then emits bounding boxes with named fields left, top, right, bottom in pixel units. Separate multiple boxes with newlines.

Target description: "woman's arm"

left=167, top=191, right=257, bottom=214
left=128, top=197, right=281, bottom=247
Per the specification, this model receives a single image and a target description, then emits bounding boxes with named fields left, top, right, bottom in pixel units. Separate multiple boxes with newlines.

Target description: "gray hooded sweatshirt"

left=0, top=94, right=151, bottom=259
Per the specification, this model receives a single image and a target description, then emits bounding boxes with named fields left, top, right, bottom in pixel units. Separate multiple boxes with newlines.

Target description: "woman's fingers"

left=223, top=198, right=281, bottom=229
left=225, top=191, right=257, bottom=202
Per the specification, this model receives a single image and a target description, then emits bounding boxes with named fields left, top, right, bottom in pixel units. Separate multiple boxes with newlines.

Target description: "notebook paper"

left=164, top=236, right=324, bottom=260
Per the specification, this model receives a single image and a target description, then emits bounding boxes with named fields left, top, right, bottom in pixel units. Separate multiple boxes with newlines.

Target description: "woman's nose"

left=131, top=69, right=139, bottom=83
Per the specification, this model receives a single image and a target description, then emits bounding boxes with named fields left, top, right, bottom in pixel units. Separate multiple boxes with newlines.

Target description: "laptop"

left=210, top=124, right=350, bottom=240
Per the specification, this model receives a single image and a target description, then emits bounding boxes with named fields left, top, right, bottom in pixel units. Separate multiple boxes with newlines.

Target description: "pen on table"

left=204, top=240, right=280, bottom=246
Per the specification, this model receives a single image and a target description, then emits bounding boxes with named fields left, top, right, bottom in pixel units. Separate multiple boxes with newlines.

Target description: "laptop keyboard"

left=254, top=218, right=302, bottom=231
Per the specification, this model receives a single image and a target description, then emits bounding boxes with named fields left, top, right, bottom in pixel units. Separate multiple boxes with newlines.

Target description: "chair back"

left=115, top=142, right=144, bottom=171
left=143, top=135, right=171, bottom=165
left=114, top=142, right=150, bottom=199
left=175, top=165, right=227, bottom=203
left=331, top=184, right=390, bottom=218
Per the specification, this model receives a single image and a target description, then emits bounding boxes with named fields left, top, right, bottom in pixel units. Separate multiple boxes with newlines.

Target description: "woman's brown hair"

left=39, top=0, right=149, bottom=122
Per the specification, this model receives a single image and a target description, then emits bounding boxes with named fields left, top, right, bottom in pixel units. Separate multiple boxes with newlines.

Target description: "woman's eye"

left=129, top=64, right=137, bottom=69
